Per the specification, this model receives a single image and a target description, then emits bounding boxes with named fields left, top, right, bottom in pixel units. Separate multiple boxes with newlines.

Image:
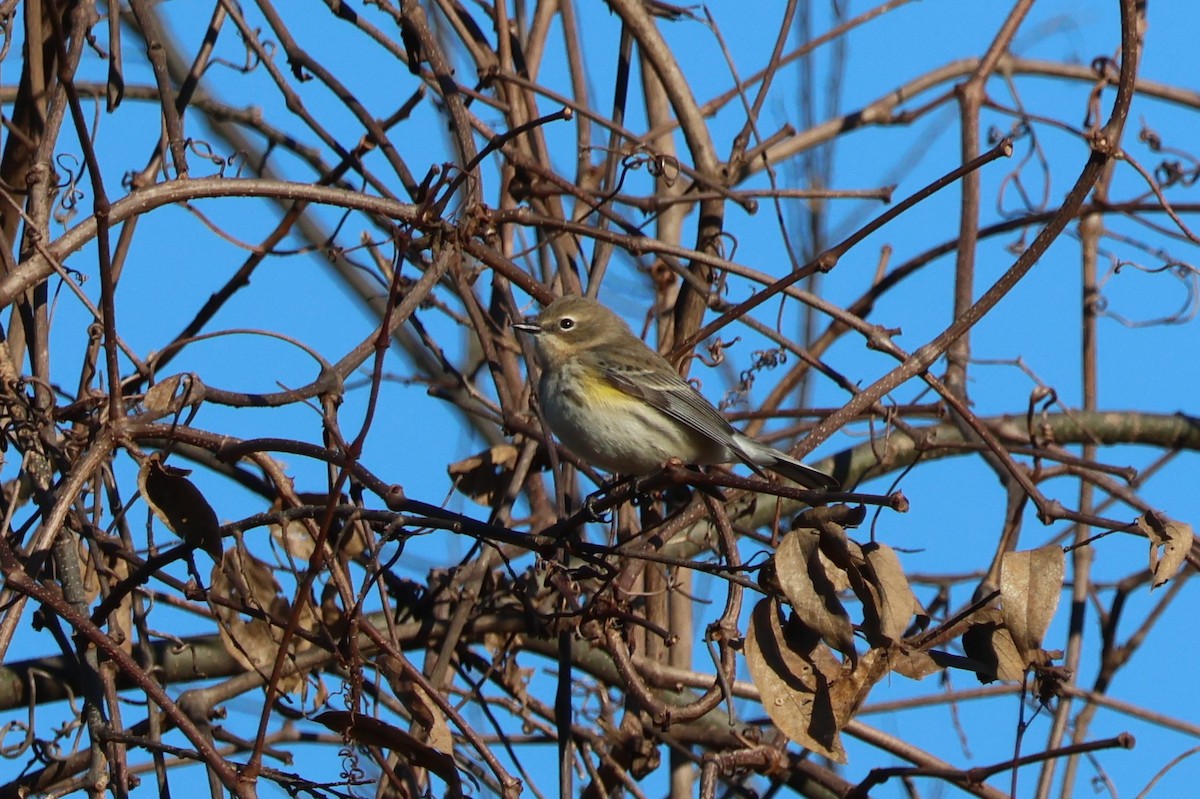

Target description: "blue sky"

left=2, top=0, right=1198, bottom=796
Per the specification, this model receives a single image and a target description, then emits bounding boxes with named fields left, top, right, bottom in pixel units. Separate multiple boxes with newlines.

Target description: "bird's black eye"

left=559, top=317, right=575, bottom=330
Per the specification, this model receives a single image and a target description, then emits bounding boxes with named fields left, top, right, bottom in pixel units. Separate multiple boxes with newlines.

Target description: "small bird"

left=513, top=296, right=839, bottom=491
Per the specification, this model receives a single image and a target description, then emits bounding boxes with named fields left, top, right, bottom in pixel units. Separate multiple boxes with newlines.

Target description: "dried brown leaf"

left=1000, top=545, right=1064, bottom=661
left=962, top=609, right=1027, bottom=683
left=861, top=542, right=919, bottom=645
left=1137, top=511, right=1191, bottom=588
left=105, top=553, right=134, bottom=655
left=270, top=516, right=317, bottom=561
left=143, top=374, right=182, bottom=414
left=816, top=526, right=883, bottom=641
left=137, top=453, right=222, bottom=558
left=744, top=599, right=847, bottom=762
left=335, top=521, right=371, bottom=559
left=83, top=538, right=134, bottom=655
left=811, top=519, right=856, bottom=573
left=80, top=537, right=102, bottom=603
left=144, top=374, right=180, bottom=412
left=211, top=546, right=316, bottom=695
left=143, top=373, right=205, bottom=416
left=828, top=648, right=888, bottom=722
left=268, top=492, right=363, bottom=561
left=888, top=645, right=942, bottom=680
left=775, top=528, right=857, bottom=661
left=320, top=581, right=345, bottom=637
left=816, top=547, right=851, bottom=592
left=412, top=683, right=453, bottom=754
left=448, top=444, right=519, bottom=506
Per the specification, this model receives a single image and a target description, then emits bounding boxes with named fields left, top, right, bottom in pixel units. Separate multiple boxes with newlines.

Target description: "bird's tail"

left=732, top=433, right=840, bottom=491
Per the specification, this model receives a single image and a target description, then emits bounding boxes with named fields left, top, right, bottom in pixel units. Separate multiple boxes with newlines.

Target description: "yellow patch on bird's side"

left=578, top=369, right=637, bottom=408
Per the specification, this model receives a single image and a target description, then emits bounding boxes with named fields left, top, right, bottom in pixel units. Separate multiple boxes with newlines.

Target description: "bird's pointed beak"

left=512, top=316, right=541, bottom=334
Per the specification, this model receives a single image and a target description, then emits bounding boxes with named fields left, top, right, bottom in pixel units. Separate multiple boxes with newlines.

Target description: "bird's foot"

left=581, top=488, right=614, bottom=523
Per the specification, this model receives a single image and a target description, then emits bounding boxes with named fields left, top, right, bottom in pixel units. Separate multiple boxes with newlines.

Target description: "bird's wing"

left=596, top=339, right=840, bottom=490
left=595, top=347, right=737, bottom=441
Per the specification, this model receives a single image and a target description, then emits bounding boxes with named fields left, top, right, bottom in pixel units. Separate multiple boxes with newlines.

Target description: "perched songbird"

left=514, top=296, right=839, bottom=491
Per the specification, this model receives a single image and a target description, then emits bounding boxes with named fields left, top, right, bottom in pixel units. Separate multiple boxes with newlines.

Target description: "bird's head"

left=513, top=296, right=633, bottom=363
